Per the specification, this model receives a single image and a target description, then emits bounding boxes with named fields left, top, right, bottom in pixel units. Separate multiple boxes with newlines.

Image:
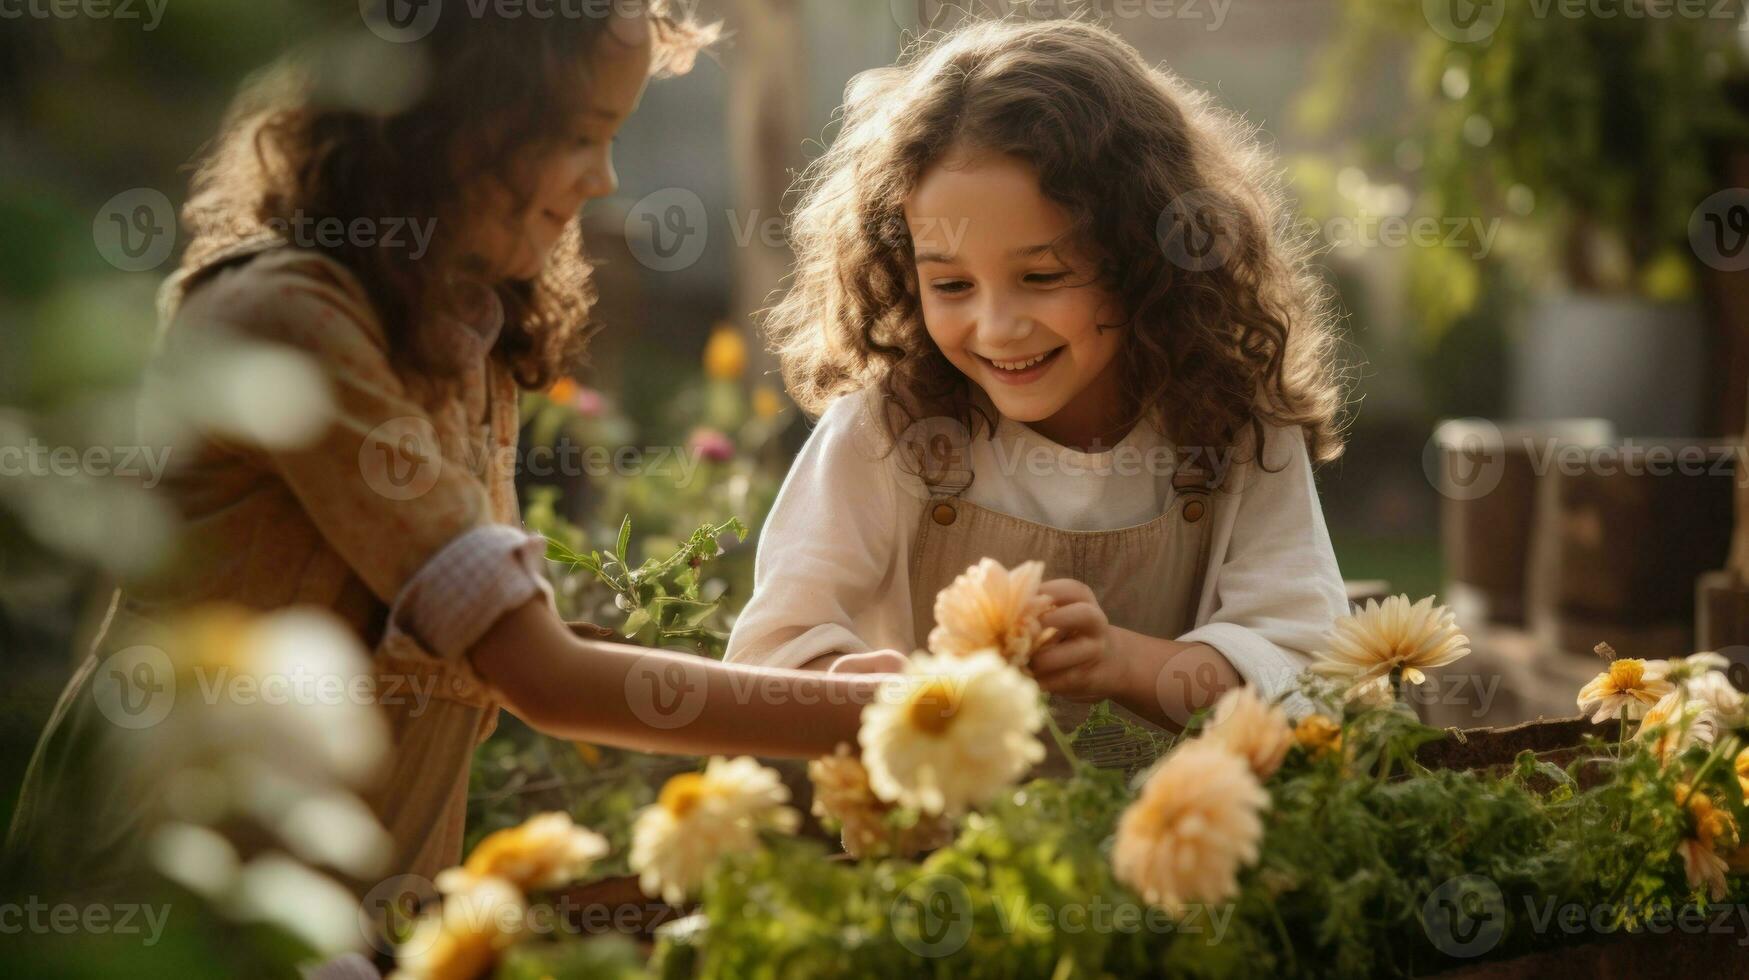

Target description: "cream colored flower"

left=859, top=650, right=1045, bottom=816
left=1112, top=741, right=1269, bottom=914
left=1675, top=784, right=1738, bottom=903
left=1310, top=595, right=1470, bottom=689
left=1683, top=670, right=1746, bottom=730
left=1577, top=658, right=1673, bottom=724
left=391, top=876, right=526, bottom=980
left=628, top=756, right=800, bottom=905
left=435, top=811, right=608, bottom=895
left=808, top=744, right=954, bottom=859
left=1202, top=686, right=1293, bottom=780
left=1639, top=692, right=1718, bottom=764
left=928, top=558, right=1057, bottom=666
left=1661, top=651, right=1730, bottom=684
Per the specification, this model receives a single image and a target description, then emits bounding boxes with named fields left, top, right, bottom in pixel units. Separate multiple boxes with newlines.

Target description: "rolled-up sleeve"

left=1177, top=425, right=1349, bottom=711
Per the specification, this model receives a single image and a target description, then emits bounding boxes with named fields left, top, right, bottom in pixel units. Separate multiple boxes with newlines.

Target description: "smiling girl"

left=9, top=4, right=892, bottom=893
left=725, top=19, right=1351, bottom=747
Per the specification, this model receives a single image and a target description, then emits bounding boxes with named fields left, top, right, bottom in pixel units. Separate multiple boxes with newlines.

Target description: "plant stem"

left=1043, top=707, right=1090, bottom=777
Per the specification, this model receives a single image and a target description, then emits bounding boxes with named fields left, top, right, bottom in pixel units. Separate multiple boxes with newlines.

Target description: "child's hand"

left=826, top=650, right=909, bottom=674
left=1031, top=579, right=1127, bottom=703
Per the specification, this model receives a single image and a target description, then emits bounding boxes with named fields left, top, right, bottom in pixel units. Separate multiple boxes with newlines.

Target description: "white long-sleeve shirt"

left=724, top=389, right=1349, bottom=706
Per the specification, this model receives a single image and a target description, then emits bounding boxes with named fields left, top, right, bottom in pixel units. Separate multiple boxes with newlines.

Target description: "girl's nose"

left=974, top=293, right=1035, bottom=348
left=579, top=156, right=618, bottom=201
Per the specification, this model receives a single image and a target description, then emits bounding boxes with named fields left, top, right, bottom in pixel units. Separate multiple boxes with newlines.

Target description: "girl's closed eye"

left=930, top=278, right=973, bottom=296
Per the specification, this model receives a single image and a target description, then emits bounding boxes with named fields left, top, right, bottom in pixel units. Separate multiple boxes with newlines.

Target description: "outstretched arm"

left=471, top=596, right=885, bottom=757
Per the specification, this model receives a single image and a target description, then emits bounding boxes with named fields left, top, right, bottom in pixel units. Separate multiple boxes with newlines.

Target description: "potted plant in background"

left=1302, top=0, right=1749, bottom=438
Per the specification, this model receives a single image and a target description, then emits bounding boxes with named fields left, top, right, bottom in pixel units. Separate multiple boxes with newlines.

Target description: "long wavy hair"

left=768, top=18, right=1348, bottom=467
left=176, top=1, right=714, bottom=390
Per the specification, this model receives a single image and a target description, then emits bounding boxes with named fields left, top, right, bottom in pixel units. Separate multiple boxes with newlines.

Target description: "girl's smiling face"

left=905, top=149, right=1128, bottom=450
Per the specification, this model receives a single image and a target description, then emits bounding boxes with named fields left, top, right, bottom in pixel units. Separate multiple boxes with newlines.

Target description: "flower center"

left=906, top=678, right=962, bottom=736
left=660, top=772, right=709, bottom=819
left=1608, top=658, right=1645, bottom=692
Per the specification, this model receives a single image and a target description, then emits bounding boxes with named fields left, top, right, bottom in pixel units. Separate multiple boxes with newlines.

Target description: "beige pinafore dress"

left=905, top=431, right=1219, bottom=775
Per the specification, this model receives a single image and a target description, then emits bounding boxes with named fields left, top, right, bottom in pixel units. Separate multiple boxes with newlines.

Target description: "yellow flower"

left=752, top=384, right=784, bottom=421
left=1675, top=784, right=1739, bottom=902
left=1293, top=714, right=1343, bottom=758
left=390, top=877, right=525, bottom=980
left=1737, top=747, right=1749, bottom=800
left=1112, top=741, right=1269, bottom=914
left=1310, top=595, right=1470, bottom=690
left=702, top=324, right=747, bottom=380
left=435, top=811, right=608, bottom=895
left=546, top=376, right=579, bottom=406
left=1577, top=658, right=1673, bottom=724
left=628, top=757, right=799, bottom=905
left=928, top=558, right=1057, bottom=666
left=808, top=744, right=954, bottom=859
left=859, top=650, right=1045, bottom=816
left=1202, top=686, right=1293, bottom=780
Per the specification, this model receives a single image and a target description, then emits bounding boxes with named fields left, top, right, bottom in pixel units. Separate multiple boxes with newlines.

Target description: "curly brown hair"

left=177, top=1, right=714, bottom=390
left=767, top=18, right=1347, bottom=467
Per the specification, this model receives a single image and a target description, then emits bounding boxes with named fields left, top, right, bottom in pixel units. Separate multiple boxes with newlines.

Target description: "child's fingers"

left=1040, top=601, right=1104, bottom=637
left=1029, top=637, right=1099, bottom=677
left=1035, top=662, right=1097, bottom=697
left=1038, top=578, right=1096, bottom=607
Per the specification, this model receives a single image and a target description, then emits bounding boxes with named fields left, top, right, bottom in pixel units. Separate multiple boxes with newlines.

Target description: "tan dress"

left=906, top=442, right=1219, bottom=774
left=7, top=236, right=527, bottom=893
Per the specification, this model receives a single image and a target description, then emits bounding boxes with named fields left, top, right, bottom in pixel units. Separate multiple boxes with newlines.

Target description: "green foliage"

left=1300, top=0, right=1749, bottom=338
left=546, top=516, right=749, bottom=656
left=647, top=688, right=1749, bottom=979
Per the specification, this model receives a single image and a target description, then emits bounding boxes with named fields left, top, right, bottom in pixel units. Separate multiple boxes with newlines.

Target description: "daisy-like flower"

left=390, top=876, right=526, bottom=980
left=1683, top=670, right=1746, bottom=730
left=1674, top=784, right=1739, bottom=903
left=1202, top=686, right=1293, bottom=780
left=859, top=650, right=1045, bottom=816
left=1661, top=651, right=1731, bottom=685
left=1293, top=714, right=1343, bottom=759
left=1576, top=658, right=1673, bottom=724
left=628, top=756, right=800, bottom=905
left=928, top=558, right=1057, bottom=666
left=1310, top=595, right=1471, bottom=693
left=435, top=811, right=608, bottom=895
left=808, top=744, right=954, bottom=859
left=1639, top=692, right=1718, bottom=764
left=1112, top=741, right=1269, bottom=914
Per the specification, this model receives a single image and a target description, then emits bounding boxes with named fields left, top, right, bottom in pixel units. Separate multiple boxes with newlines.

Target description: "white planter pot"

left=1510, top=292, right=1709, bottom=438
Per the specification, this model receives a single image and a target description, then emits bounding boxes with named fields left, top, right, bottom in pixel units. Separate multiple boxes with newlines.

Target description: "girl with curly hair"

left=10, top=3, right=891, bottom=894
left=727, top=18, right=1352, bottom=751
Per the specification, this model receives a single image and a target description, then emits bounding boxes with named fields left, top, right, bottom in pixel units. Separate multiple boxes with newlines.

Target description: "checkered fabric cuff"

left=390, top=524, right=556, bottom=661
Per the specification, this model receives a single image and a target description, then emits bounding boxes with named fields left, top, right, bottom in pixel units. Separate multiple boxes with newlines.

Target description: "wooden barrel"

left=1432, top=419, right=1613, bottom=624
